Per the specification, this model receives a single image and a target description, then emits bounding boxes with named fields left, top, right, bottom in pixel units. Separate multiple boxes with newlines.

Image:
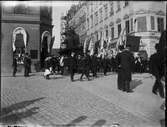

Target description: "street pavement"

left=0, top=72, right=165, bottom=127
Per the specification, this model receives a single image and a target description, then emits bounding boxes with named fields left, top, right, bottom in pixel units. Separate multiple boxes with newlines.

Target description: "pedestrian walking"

left=91, top=54, right=98, bottom=77
left=24, top=53, right=30, bottom=77
left=69, top=52, right=77, bottom=81
left=116, top=45, right=134, bottom=92
left=80, top=53, right=90, bottom=81
left=149, top=43, right=164, bottom=98
left=12, top=54, right=17, bottom=77
left=77, top=54, right=82, bottom=73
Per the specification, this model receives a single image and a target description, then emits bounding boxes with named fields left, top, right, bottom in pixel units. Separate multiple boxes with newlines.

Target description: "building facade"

left=64, top=2, right=87, bottom=47
left=85, top=1, right=166, bottom=57
left=1, top=3, right=53, bottom=73
left=60, top=14, right=67, bottom=49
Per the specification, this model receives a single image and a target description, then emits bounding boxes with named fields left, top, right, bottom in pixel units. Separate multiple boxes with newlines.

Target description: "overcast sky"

left=52, top=1, right=78, bottom=49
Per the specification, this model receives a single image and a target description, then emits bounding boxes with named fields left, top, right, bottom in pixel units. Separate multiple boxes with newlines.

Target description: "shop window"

left=157, top=17, right=164, bottom=32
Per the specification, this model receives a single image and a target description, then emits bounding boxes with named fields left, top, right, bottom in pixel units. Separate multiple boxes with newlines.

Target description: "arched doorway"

left=12, top=27, right=27, bottom=64
left=40, top=31, right=51, bottom=68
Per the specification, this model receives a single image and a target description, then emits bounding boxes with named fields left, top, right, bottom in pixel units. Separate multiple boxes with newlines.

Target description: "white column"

left=147, top=15, right=151, bottom=31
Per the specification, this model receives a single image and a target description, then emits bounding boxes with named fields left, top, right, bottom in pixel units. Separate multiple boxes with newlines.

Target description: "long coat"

left=116, top=50, right=134, bottom=81
left=149, top=52, right=164, bottom=79
left=69, top=56, right=77, bottom=71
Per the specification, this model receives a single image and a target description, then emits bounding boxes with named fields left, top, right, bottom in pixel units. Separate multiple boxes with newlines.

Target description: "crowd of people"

left=12, top=30, right=166, bottom=110
left=43, top=49, right=149, bottom=82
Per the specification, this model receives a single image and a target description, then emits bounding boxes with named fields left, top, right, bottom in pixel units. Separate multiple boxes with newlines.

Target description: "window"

left=111, top=27, right=114, bottom=39
left=130, top=18, right=133, bottom=32
left=124, top=1, right=129, bottom=7
left=110, top=2, right=114, bottom=16
left=106, top=29, right=108, bottom=38
left=91, top=2, right=93, bottom=13
left=99, top=8, right=103, bottom=22
left=90, top=15, right=93, bottom=27
left=118, top=24, right=121, bottom=37
left=30, top=50, right=38, bottom=59
left=137, top=16, right=147, bottom=32
left=87, top=18, right=89, bottom=29
left=95, top=12, right=98, bottom=25
left=116, top=1, right=121, bottom=12
left=104, top=4, right=108, bottom=20
left=151, top=16, right=155, bottom=30
left=125, top=20, right=130, bottom=34
left=157, top=17, right=164, bottom=32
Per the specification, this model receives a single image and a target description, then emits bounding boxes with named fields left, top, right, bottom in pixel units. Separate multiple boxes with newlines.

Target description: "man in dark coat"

left=116, top=45, right=134, bottom=92
left=12, top=54, right=17, bottom=77
left=91, top=54, right=98, bottom=77
left=80, top=53, right=90, bottom=81
left=102, top=55, right=108, bottom=76
left=24, top=53, right=30, bottom=77
left=149, top=43, right=164, bottom=98
left=69, top=52, right=77, bottom=81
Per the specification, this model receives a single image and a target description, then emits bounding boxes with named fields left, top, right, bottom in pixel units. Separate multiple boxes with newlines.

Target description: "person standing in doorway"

left=12, top=54, right=17, bottom=77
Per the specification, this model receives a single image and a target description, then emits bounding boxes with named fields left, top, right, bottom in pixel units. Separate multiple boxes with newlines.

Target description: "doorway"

left=41, top=36, right=49, bottom=68
left=13, top=27, right=27, bottom=65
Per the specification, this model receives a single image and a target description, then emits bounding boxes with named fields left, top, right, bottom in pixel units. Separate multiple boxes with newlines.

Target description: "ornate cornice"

left=156, top=10, right=165, bottom=16
left=135, top=9, right=165, bottom=16
left=1, top=19, right=40, bottom=24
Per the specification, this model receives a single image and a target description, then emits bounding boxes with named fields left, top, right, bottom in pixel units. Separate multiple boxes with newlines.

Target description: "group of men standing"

left=68, top=51, right=120, bottom=82
left=12, top=52, right=31, bottom=77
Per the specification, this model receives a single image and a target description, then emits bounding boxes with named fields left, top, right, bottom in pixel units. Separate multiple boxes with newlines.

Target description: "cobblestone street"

left=1, top=72, right=165, bottom=127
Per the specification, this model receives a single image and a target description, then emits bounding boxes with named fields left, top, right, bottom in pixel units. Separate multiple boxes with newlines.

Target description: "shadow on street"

left=0, top=107, right=39, bottom=124
left=0, top=97, right=45, bottom=124
left=62, top=115, right=88, bottom=127
left=91, top=119, right=106, bottom=127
